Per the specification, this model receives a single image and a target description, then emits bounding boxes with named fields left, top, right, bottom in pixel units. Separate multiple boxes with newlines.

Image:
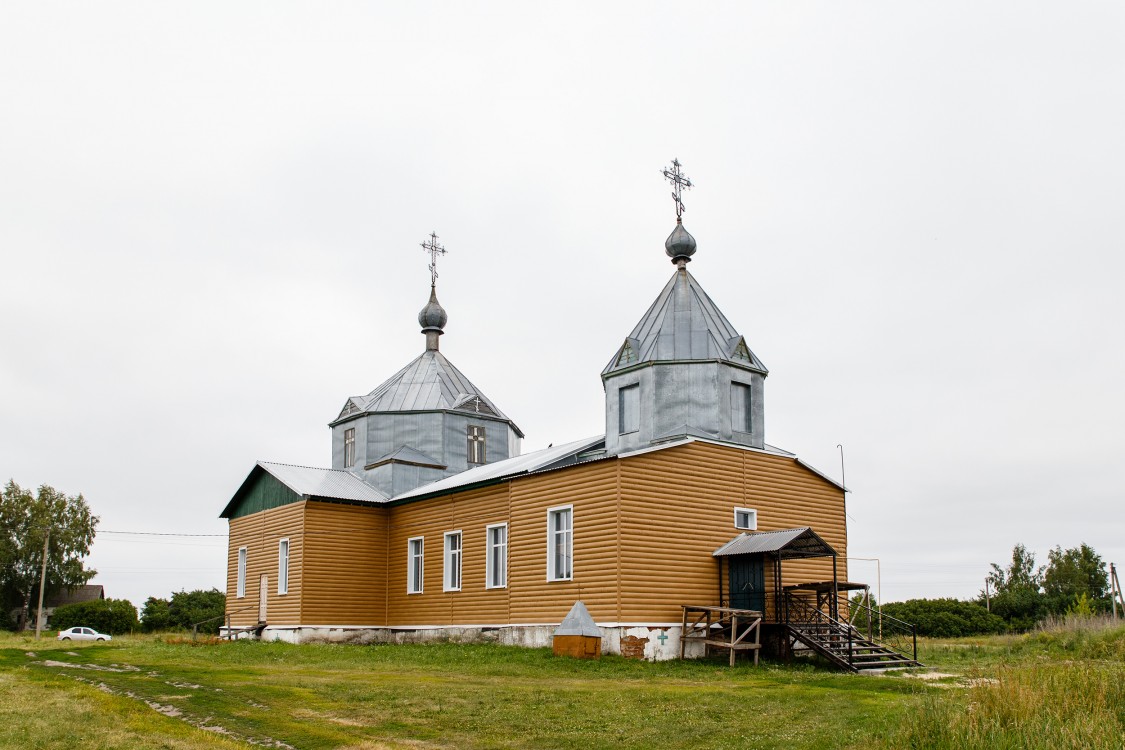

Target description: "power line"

left=100, top=530, right=227, bottom=537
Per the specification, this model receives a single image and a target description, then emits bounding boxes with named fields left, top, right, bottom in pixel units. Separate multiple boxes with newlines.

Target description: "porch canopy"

left=712, top=527, right=841, bottom=621
left=713, top=527, right=836, bottom=560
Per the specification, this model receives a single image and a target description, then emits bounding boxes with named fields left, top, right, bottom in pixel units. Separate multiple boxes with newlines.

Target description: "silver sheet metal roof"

left=393, top=435, right=833, bottom=502
left=392, top=435, right=605, bottom=501
left=258, top=461, right=388, bottom=504
left=713, top=527, right=836, bottom=558
left=554, top=600, right=602, bottom=638
left=603, top=267, right=767, bottom=376
left=340, top=350, right=521, bottom=434
left=367, top=445, right=445, bottom=468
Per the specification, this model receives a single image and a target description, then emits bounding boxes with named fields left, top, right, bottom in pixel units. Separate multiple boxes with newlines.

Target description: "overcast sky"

left=2, top=2, right=1122, bottom=609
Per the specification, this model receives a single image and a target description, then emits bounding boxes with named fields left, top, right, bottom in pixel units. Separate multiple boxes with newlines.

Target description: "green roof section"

left=223, top=468, right=303, bottom=519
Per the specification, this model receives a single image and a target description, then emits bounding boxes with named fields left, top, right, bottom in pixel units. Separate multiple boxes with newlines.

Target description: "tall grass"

left=877, top=619, right=1125, bottom=750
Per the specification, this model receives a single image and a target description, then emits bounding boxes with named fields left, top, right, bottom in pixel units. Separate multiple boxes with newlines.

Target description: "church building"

left=220, top=162, right=860, bottom=661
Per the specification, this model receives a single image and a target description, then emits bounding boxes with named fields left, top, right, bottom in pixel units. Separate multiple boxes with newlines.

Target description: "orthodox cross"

left=420, top=231, right=446, bottom=286
left=661, top=158, right=693, bottom=221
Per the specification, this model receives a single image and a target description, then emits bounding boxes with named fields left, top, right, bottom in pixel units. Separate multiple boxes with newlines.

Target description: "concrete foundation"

left=219, top=624, right=707, bottom=661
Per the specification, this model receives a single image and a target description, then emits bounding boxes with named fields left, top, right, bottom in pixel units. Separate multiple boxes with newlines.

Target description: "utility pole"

left=984, top=578, right=990, bottom=613
left=35, top=528, right=50, bottom=639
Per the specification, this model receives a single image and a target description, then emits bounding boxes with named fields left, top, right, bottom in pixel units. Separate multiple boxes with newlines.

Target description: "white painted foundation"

left=219, top=623, right=707, bottom=661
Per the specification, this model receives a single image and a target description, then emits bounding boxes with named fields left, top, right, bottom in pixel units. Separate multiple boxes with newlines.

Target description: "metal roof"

left=603, top=267, right=767, bottom=377
left=338, top=350, right=523, bottom=437
left=554, top=601, right=602, bottom=638
left=257, top=461, right=389, bottom=504
left=366, top=445, right=445, bottom=469
left=713, top=527, right=837, bottom=558
left=392, top=435, right=606, bottom=501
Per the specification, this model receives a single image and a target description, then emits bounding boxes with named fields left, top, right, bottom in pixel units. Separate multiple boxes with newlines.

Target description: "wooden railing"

left=680, top=605, right=762, bottom=666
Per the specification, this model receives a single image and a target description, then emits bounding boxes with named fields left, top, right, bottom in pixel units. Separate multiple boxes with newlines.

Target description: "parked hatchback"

left=56, top=626, right=111, bottom=641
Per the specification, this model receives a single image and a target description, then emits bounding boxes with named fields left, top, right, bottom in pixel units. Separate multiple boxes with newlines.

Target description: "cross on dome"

left=661, top=158, right=693, bottom=222
left=420, top=231, right=446, bottom=287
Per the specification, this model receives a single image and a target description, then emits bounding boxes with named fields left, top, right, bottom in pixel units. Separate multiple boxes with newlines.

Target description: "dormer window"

left=344, top=428, right=355, bottom=466
left=467, top=425, right=486, bottom=464
left=619, top=384, right=639, bottom=434
left=731, top=383, right=752, bottom=433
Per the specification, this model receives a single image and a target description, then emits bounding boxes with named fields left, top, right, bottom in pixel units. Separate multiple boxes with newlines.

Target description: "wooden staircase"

left=786, top=620, right=921, bottom=671
left=784, top=592, right=921, bottom=672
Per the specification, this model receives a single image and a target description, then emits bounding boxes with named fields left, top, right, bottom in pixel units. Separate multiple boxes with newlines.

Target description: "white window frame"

left=734, top=507, right=758, bottom=531
left=486, top=522, right=508, bottom=589
left=407, top=536, right=424, bottom=594
left=343, top=427, right=356, bottom=466
left=444, top=530, right=462, bottom=592
left=467, top=425, right=486, bottom=464
left=277, top=538, right=289, bottom=595
left=237, top=546, right=247, bottom=598
left=546, top=504, right=573, bottom=582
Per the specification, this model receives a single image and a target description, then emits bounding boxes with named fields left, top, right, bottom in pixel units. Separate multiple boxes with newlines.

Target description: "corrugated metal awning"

left=713, top=527, right=836, bottom=559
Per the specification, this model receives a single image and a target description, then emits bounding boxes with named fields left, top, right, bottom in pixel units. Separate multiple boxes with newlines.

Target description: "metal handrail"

left=834, top=593, right=917, bottom=662
left=189, top=604, right=260, bottom=642
left=785, top=591, right=919, bottom=665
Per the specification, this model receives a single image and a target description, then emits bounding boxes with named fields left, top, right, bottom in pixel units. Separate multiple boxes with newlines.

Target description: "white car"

left=56, top=626, right=112, bottom=641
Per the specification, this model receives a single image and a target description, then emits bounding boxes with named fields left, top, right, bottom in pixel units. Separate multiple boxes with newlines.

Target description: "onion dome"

left=418, top=286, right=447, bottom=332
left=664, top=221, right=697, bottom=265
left=418, top=286, right=447, bottom=350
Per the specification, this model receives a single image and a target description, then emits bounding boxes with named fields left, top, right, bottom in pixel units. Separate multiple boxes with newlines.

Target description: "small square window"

left=734, top=507, right=757, bottom=531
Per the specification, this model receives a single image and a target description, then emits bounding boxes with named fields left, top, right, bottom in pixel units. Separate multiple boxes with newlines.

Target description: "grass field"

left=0, top=618, right=1121, bottom=749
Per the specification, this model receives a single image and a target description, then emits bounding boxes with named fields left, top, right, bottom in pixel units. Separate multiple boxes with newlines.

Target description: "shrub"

left=140, top=596, right=172, bottom=632
left=140, top=589, right=227, bottom=634
left=880, top=598, right=1006, bottom=637
left=51, top=598, right=138, bottom=635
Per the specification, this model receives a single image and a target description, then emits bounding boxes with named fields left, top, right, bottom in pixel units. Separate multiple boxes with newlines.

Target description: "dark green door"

left=729, top=555, right=765, bottom=613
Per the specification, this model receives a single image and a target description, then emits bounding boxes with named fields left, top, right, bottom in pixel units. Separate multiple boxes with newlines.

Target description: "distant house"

left=221, top=180, right=911, bottom=668
left=16, top=584, right=105, bottom=630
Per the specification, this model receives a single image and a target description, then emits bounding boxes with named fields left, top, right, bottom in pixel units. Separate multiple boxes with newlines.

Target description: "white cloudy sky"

left=2, top=2, right=1122, bottom=608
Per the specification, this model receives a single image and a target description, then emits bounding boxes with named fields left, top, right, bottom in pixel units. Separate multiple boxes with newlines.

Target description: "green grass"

left=0, top=634, right=924, bottom=749
left=1, top=622, right=1122, bottom=749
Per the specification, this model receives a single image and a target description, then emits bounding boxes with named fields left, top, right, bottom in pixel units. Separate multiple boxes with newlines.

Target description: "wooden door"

left=729, top=555, right=765, bottom=613
left=259, top=574, right=268, bottom=622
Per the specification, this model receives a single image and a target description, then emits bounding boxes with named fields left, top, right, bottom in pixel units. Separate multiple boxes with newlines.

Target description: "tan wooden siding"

left=385, top=485, right=512, bottom=626
left=617, top=441, right=846, bottom=622
left=225, top=501, right=305, bottom=627
left=507, top=461, right=619, bottom=625
left=299, top=502, right=389, bottom=625
left=224, top=440, right=848, bottom=630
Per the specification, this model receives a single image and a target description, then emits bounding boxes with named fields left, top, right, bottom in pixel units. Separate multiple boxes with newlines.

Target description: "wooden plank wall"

left=300, top=502, right=389, bottom=625
left=617, top=441, right=846, bottom=623
left=223, top=441, right=847, bottom=629
left=385, top=485, right=512, bottom=626
left=508, top=460, right=619, bottom=625
left=225, top=501, right=305, bottom=627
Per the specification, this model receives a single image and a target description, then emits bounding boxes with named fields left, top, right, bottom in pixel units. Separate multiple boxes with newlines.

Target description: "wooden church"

left=220, top=162, right=917, bottom=668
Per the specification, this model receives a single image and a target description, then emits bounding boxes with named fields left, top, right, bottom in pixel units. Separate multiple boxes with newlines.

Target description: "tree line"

left=858, top=542, right=1117, bottom=638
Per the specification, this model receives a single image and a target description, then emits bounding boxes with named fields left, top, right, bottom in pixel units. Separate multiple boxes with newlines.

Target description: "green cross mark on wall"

left=655, top=631, right=669, bottom=645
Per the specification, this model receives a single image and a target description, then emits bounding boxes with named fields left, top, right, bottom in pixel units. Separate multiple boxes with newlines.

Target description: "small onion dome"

left=665, top=221, right=697, bottom=264
left=418, top=286, right=448, bottom=332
